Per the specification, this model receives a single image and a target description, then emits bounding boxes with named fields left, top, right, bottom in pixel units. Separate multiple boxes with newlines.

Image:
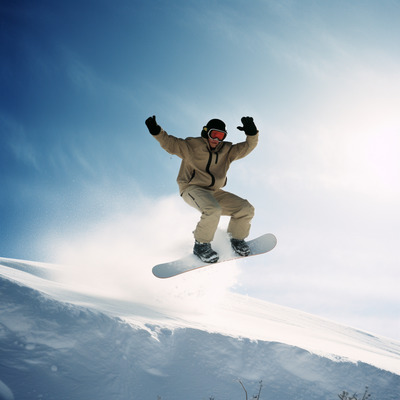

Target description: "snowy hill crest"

left=0, top=257, right=399, bottom=400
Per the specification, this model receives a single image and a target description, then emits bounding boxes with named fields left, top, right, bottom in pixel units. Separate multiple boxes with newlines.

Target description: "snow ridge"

left=1, top=257, right=399, bottom=400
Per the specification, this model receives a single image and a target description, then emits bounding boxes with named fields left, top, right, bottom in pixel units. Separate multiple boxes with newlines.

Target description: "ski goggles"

left=208, top=129, right=227, bottom=141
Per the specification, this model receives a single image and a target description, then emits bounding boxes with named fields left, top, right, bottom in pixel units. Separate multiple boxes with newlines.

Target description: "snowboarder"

left=145, top=115, right=259, bottom=263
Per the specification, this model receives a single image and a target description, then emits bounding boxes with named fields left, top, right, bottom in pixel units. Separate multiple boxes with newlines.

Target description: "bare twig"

left=238, top=379, right=248, bottom=400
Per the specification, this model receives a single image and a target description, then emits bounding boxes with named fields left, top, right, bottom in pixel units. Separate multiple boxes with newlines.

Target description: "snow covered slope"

left=1, top=257, right=399, bottom=400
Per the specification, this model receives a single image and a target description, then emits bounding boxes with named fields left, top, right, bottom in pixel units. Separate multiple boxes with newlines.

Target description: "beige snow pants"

left=181, top=185, right=255, bottom=243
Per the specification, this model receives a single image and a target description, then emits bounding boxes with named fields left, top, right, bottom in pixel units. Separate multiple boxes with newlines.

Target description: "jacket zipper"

left=206, top=150, right=216, bottom=187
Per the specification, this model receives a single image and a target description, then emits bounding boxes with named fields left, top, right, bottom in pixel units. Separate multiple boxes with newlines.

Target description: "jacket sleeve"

left=153, top=129, right=189, bottom=159
left=229, top=133, right=259, bottom=161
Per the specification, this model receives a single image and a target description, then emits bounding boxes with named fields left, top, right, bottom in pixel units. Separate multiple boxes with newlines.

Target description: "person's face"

left=208, top=137, right=220, bottom=148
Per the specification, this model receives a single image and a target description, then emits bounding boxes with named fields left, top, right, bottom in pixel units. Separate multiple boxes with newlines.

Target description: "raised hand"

left=237, top=116, right=258, bottom=136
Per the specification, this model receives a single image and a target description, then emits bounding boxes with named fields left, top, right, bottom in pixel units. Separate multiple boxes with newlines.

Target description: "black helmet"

left=201, top=118, right=227, bottom=138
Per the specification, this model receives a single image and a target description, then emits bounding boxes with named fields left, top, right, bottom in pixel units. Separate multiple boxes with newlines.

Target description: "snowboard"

left=152, top=233, right=277, bottom=279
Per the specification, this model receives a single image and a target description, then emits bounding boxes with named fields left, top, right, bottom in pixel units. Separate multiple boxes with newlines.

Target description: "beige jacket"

left=154, top=129, right=259, bottom=194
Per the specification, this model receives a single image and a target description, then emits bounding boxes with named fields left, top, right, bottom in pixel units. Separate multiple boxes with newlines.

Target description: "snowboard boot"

left=230, top=238, right=251, bottom=257
left=193, top=241, right=219, bottom=263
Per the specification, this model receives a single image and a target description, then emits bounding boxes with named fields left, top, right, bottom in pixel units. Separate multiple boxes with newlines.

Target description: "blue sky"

left=1, top=0, right=400, bottom=340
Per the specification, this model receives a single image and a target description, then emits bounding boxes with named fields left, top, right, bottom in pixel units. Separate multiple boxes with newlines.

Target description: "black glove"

left=237, top=116, right=258, bottom=136
left=145, top=115, right=161, bottom=136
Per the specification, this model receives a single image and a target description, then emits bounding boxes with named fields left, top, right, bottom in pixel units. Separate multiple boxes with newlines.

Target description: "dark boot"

left=193, top=241, right=219, bottom=263
left=230, top=238, right=250, bottom=257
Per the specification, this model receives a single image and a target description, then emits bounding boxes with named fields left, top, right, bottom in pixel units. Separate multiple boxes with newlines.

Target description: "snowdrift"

left=0, top=257, right=399, bottom=400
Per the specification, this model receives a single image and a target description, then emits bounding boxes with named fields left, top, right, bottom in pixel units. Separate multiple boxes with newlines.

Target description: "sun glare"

left=366, top=129, right=400, bottom=193
left=346, top=129, right=400, bottom=197
left=317, top=126, right=400, bottom=199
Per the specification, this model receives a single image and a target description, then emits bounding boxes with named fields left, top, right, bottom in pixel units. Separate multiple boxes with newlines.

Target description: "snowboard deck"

left=152, top=233, right=277, bottom=279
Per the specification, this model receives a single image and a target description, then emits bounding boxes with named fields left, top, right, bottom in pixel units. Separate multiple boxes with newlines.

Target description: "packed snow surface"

left=1, top=256, right=399, bottom=373
left=1, top=255, right=399, bottom=400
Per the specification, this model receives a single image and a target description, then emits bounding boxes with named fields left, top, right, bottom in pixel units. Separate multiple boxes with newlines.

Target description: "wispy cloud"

left=65, top=52, right=98, bottom=93
left=1, top=114, right=40, bottom=171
